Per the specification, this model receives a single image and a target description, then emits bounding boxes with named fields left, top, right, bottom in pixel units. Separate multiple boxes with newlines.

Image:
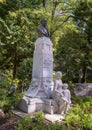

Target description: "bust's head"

left=37, top=18, right=50, bottom=37
left=41, top=18, right=47, bottom=27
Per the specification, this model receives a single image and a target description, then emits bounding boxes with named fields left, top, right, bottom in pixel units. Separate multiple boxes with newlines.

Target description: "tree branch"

left=51, top=15, right=71, bottom=37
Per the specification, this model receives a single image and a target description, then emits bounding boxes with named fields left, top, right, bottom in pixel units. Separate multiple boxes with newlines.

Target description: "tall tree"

left=0, top=0, right=42, bottom=18
left=73, top=0, right=92, bottom=82
left=0, top=8, right=48, bottom=79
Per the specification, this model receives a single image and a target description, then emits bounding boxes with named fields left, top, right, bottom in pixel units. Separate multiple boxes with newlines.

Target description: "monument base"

left=13, top=109, right=65, bottom=123
left=18, top=96, right=56, bottom=114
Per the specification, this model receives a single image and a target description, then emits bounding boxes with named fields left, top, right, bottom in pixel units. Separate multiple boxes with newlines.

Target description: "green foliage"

left=72, top=0, right=92, bottom=82
left=15, top=111, right=44, bottom=130
left=0, top=1, right=92, bottom=129
left=55, top=20, right=92, bottom=82
left=54, top=23, right=81, bottom=82
left=1, top=0, right=91, bottom=83
left=15, top=114, right=31, bottom=130
left=15, top=110, right=68, bottom=130
left=65, top=96, right=92, bottom=129
left=0, top=73, right=23, bottom=113
left=33, top=111, right=44, bottom=124
left=47, top=122, right=67, bottom=130
left=0, top=7, right=50, bottom=80
left=0, top=0, right=42, bottom=18
left=16, top=58, right=33, bottom=85
left=8, top=96, right=92, bottom=130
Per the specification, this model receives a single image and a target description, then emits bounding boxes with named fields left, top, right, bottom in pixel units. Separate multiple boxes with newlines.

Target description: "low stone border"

left=74, top=83, right=92, bottom=97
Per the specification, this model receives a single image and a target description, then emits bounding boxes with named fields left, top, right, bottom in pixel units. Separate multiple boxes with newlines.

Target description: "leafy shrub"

left=15, top=114, right=31, bottom=130
left=65, top=97, right=92, bottom=129
left=15, top=111, right=67, bottom=130
left=0, top=74, right=23, bottom=113
left=33, top=111, right=44, bottom=124
left=15, top=111, right=44, bottom=130
left=16, top=58, right=33, bottom=84
left=47, top=122, right=67, bottom=130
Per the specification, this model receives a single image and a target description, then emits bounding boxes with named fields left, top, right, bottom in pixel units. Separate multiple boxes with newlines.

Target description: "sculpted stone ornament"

left=26, top=78, right=40, bottom=98
left=54, top=71, right=63, bottom=92
left=62, top=83, right=71, bottom=113
left=43, top=80, right=54, bottom=98
left=52, top=71, right=63, bottom=113
left=52, top=72, right=71, bottom=114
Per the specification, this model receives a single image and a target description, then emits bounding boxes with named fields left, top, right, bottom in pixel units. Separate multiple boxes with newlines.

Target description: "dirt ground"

left=0, top=114, right=19, bottom=130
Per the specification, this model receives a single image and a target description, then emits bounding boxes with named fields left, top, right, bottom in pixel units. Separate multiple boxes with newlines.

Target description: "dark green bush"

left=0, top=75, right=23, bottom=113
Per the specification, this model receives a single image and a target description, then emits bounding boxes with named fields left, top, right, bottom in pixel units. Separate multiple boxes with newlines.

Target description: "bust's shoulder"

left=37, top=26, right=44, bottom=30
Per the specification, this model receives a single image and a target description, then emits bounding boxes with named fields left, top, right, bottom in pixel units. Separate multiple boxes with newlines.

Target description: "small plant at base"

left=33, top=111, right=44, bottom=124
left=14, top=114, right=31, bottom=130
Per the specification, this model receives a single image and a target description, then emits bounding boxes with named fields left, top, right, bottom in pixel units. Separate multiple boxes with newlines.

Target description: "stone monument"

left=27, top=18, right=53, bottom=98
left=19, top=18, right=54, bottom=114
left=19, top=19, right=71, bottom=115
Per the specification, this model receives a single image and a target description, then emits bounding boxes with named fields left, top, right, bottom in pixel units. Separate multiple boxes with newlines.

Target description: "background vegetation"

left=0, top=0, right=92, bottom=85
left=0, top=0, right=92, bottom=129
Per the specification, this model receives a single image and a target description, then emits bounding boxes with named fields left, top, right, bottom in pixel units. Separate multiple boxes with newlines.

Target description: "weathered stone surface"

left=32, top=37, right=53, bottom=79
left=19, top=37, right=54, bottom=113
left=44, top=113, right=64, bottom=123
left=19, top=96, right=56, bottom=114
left=26, top=37, right=53, bottom=98
left=74, top=83, right=92, bottom=97
left=53, top=83, right=71, bottom=114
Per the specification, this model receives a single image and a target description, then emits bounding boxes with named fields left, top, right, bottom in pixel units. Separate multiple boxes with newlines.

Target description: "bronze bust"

left=37, top=18, right=50, bottom=38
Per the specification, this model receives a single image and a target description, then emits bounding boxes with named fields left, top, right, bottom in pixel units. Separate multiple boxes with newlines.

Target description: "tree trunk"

left=81, top=66, right=87, bottom=83
left=13, top=43, right=17, bottom=79
left=78, top=69, right=82, bottom=83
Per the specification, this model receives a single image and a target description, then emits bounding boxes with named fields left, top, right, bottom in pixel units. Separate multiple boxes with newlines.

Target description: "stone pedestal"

left=32, top=37, right=53, bottom=79
left=18, top=96, right=56, bottom=114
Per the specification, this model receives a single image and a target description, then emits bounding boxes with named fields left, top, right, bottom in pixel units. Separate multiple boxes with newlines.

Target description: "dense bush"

left=0, top=73, right=23, bottom=113
left=65, top=96, right=92, bottom=129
